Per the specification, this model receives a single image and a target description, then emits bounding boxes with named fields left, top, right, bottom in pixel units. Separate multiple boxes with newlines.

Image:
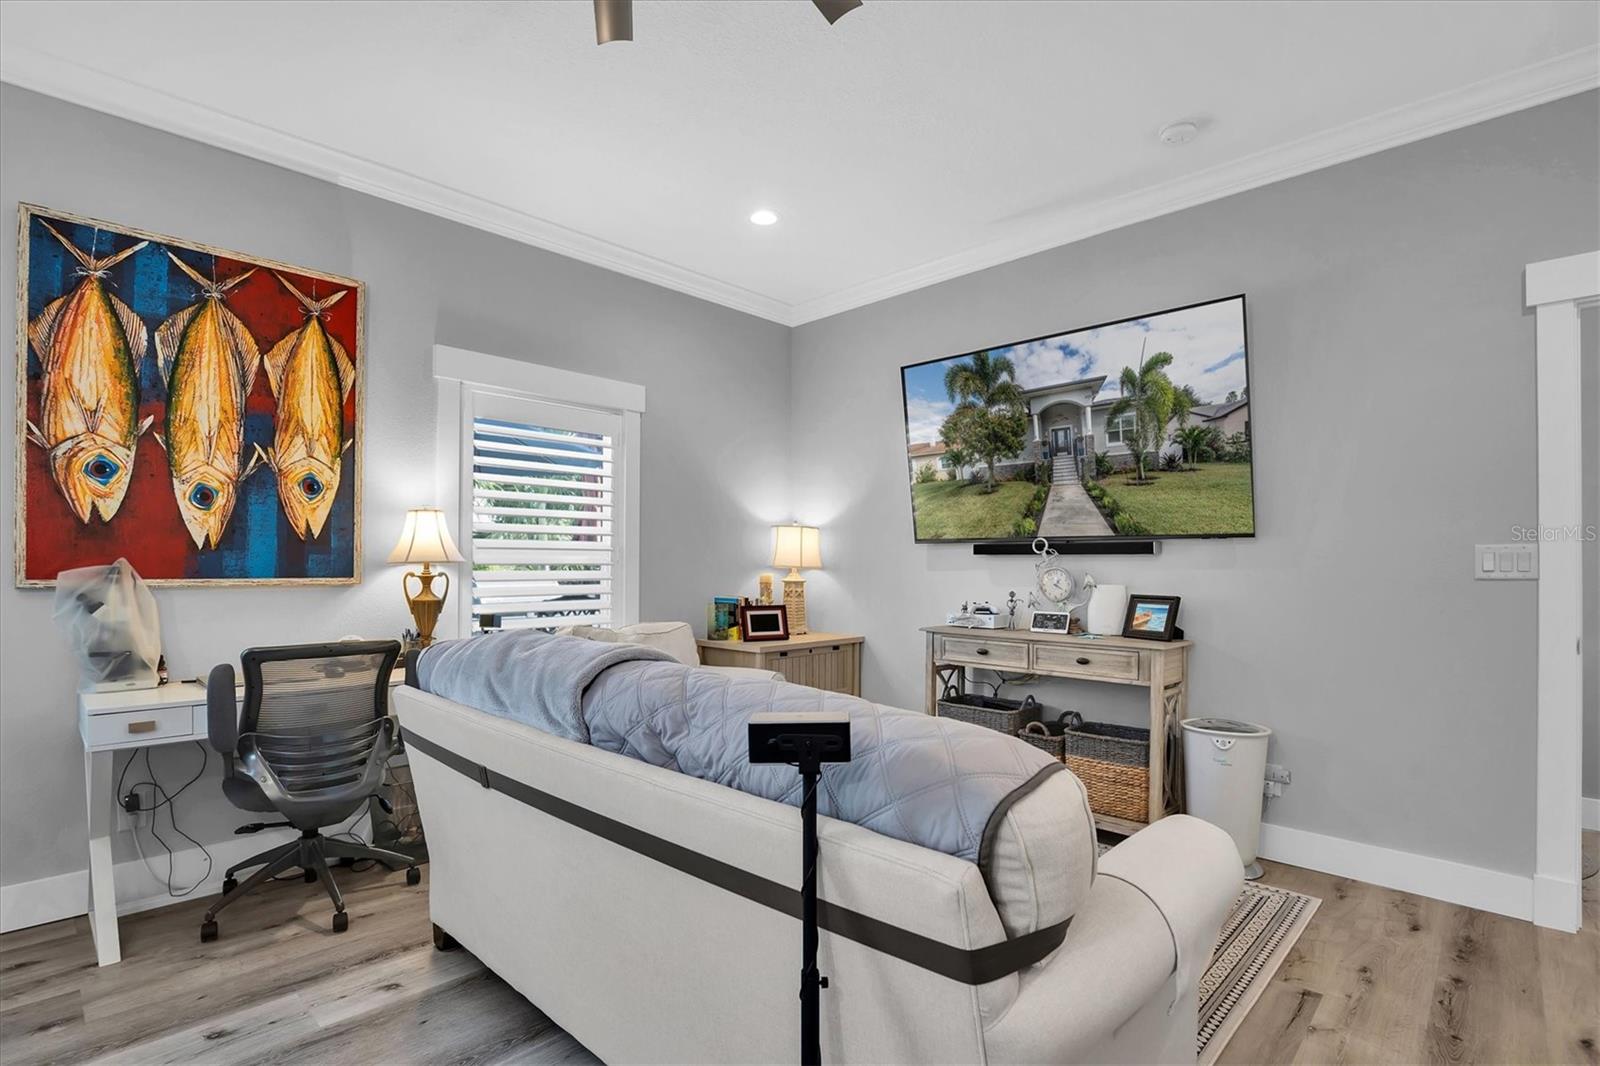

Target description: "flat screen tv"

left=901, top=294, right=1254, bottom=544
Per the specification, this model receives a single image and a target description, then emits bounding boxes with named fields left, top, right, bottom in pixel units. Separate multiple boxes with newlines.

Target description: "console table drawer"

left=84, top=704, right=198, bottom=748
left=1032, top=644, right=1140, bottom=681
left=937, top=635, right=1029, bottom=670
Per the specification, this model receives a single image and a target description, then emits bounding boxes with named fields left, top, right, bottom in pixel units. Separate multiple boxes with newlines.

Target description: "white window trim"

left=432, top=345, right=644, bottom=640
left=1526, top=250, right=1598, bottom=932
left=1104, top=411, right=1137, bottom=445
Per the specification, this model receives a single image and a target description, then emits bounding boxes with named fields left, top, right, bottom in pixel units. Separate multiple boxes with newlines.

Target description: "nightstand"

left=696, top=632, right=863, bottom=696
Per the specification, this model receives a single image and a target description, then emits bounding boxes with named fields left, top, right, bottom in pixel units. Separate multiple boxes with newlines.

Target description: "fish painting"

left=24, top=222, right=153, bottom=524
left=153, top=254, right=261, bottom=550
left=255, top=272, right=355, bottom=541
left=17, top=205, right=364, bottom=586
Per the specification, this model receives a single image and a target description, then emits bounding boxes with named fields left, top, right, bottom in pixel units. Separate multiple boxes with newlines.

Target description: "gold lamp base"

left=403, top=562, right=452, bottom=648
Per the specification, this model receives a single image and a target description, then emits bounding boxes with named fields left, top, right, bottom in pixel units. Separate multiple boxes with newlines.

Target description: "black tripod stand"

left=749, top=712, right=852, bottom=1066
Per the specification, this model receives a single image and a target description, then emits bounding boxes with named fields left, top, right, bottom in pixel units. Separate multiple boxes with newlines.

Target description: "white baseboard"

left=0, top=813, right=370, bottom=934
left=1584, top=795, right=1600, bottom=832
left=1258, top=822, right=1533, bottom=922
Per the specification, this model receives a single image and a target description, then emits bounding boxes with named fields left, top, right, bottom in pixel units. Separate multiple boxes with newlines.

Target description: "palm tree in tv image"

left=939, top=350, right=1028, bottom=494
left=1106, top=345, right=1176, bottom=484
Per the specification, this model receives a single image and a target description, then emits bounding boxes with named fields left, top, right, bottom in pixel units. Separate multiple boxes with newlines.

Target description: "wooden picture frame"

left=15, top=204, right=365, bottom=586
left=738, top=603, right=790, bottom=642
left=1122, top=595, right=1182, bottom=641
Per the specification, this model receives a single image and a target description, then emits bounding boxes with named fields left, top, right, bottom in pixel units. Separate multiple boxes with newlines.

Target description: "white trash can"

left=1182, top=718, right=1272, bottom=880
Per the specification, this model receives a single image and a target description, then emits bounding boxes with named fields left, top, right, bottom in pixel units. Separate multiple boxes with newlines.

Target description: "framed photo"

left=738, top=603, right=790, bottom=642
left=1122, top=595, right=1182, bottom=641
left=16, top=204, right=364, bottom=586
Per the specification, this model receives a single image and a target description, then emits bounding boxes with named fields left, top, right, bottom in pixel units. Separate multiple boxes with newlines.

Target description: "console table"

left=696, top=632, right=863, bottom=695
left=921, top=625, right=1191, bottom=836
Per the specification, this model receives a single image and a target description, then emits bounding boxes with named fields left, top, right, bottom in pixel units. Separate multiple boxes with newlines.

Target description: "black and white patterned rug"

left=1096, top=842, right=1320, bottom=1064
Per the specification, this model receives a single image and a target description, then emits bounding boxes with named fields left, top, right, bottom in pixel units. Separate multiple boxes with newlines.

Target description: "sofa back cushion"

left=981, top=768, right=1097, bottom=941
left=559, top=621, right=700, bottom=666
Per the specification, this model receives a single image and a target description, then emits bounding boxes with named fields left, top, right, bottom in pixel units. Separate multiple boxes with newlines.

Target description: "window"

left=434, top=347, right=643, bottom=638
left=1104, top=411, right=1137, bottom=445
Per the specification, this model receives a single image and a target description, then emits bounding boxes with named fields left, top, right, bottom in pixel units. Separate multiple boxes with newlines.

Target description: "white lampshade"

left=388, top=508, right=465, bottom=565
left=771, top=524, right=822, bottom=570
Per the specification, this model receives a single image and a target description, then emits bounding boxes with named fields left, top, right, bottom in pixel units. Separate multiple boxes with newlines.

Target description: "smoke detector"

left=1158, top=121, right=1200, bottom=146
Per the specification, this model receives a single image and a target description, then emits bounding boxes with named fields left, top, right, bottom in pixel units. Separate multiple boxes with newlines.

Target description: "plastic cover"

left=52, top=558, right=161, bottom=690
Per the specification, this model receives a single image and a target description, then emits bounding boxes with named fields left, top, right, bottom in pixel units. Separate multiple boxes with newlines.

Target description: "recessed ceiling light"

left=1158, top=121, right=1200, bottom=146
left=749, top=209, right=780, bottom=227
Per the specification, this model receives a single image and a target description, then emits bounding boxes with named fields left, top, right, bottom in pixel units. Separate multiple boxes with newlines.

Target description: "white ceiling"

left=2, top=1, right=1595, bottom=324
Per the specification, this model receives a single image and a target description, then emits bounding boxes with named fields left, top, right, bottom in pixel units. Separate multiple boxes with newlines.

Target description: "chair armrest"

left=206, top=663, right=238, bottom=754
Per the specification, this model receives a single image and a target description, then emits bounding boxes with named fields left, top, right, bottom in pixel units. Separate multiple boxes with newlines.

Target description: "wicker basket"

left=1018, top=720, right=1066, bottom=760
left=1066, top=757, right=1151, bottom=822
left=1063, top=721, right=1152, bottom=822
left=937, top=692, right=1039, bottom=734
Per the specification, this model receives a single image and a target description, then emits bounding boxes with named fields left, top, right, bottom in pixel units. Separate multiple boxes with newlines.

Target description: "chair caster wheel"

left=200, top=920, right=218, bottom=943
left=304, top=868, right=317, bottom=883
left=332, top=911, right=349, bottom=933
left=222, top=877, right=238, bottom=894
left=405, top=866, right=421, bottom=886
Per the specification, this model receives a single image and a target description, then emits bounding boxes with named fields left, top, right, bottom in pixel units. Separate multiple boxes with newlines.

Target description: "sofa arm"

left=1097, top=814, right=1242, bottom=1008
left=697, top=664, right=785, bottom=682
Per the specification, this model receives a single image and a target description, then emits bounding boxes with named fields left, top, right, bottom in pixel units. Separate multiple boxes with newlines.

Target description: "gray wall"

left=3, top=81, right=1596, bottom=895
left=0, top=87, right=791, bottom=884
left=790, top=91, right=1600, bottom=876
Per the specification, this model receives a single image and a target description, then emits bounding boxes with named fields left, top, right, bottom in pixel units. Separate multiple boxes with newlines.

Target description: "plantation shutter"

left=463, top=391, right=622, bottom=632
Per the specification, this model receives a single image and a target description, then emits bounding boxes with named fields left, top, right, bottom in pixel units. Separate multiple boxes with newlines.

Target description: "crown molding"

left=3, top=43, right=1595, bottom=329
left=0, top=47, right=793, bottom=325
left=786, top=45, right=1600, bottom=325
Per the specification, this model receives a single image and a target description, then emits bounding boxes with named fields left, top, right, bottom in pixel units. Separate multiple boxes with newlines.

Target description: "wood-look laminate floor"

left=1, top=836, right=1595, bottom=1065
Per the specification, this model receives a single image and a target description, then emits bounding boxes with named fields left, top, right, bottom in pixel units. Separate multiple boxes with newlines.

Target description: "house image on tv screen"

left=901, top=295, right=1255, bottom=542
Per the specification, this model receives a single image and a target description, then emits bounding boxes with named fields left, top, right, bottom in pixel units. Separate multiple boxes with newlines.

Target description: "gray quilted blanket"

left=414, top=630, right=1054, bottom=862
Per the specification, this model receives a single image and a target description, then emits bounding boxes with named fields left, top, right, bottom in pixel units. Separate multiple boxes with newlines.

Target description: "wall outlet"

left=116, top=793, right=150, bottom=833
left=1263, top=780, right=1284, bottom=799
left=1264, top=763, right=1291, bottom=785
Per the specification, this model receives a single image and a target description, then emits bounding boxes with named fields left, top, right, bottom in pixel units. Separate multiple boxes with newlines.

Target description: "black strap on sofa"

left=401, top=728, right=1070, bottom=985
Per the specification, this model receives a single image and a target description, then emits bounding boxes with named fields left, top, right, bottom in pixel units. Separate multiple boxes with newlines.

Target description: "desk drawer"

left=937, top=635, right=1029, bottom=670
left=85, top=704, right=199, bottom=747
left=1032, top=644, right=1140, bottom=681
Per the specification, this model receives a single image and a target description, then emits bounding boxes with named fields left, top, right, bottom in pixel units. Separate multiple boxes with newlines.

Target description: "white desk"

left=78, top=676, right=402, bottom=966
left=79, top=683, right=214, bottom=966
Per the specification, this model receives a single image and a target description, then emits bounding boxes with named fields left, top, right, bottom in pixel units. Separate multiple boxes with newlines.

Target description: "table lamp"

left=771, top=524, right=821, bottom=636
left=388, top=507, right=465, bottom=648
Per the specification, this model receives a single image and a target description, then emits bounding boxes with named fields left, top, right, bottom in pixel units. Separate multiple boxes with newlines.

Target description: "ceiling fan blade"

left=595, top=0, right=633, bottom=44
left=812, top=0, right=863, bottom=25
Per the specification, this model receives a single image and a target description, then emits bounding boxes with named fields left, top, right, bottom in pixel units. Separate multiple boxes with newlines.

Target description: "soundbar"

left=971, top=539, right=1157, bottom=556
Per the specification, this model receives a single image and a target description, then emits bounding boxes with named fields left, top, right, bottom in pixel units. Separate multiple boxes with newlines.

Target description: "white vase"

left=1086, top=584, right=1128, bottom=636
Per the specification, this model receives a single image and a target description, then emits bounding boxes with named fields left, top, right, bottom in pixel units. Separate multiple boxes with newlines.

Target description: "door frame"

left=1527, top=250, right=1598, bottom=932
left=1050, top=426, right=1074, bottom=455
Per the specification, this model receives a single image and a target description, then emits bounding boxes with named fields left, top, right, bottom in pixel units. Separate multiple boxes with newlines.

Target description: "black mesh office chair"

left=200, top=640, right=419, bottom=941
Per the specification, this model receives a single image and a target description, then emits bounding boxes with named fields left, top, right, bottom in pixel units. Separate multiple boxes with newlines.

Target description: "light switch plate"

left=1475, top=543, right=1539, bottom=580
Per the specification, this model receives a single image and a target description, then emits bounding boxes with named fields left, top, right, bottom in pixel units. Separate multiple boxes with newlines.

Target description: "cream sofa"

left=395, top=673, right=1241, bottom=1065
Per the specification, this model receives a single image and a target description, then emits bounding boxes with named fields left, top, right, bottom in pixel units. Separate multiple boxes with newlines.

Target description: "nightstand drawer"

left=937, top=635, right=1030, bottom=670
left=1032, top=643, right=1140, bottom=681
left=84, top=704, right=199, bottom=748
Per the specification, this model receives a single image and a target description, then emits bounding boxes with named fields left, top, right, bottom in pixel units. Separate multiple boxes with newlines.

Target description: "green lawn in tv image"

left=911, top=461, right=1253, bottom=539
left=903, top=295, right=1255, bottom=541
